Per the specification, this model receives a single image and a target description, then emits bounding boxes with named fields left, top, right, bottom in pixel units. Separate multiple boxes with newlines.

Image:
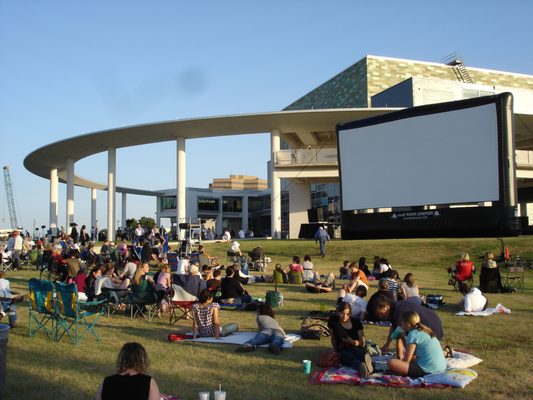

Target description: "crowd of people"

left=1, top=224, right=512, bottom=397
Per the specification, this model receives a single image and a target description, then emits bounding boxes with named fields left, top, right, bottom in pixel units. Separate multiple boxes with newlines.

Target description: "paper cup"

left=303, top=359, right=311, bottom=374
left=198, top=391, right=210, bottom=400
left=214, top=390, right=226, bottom=400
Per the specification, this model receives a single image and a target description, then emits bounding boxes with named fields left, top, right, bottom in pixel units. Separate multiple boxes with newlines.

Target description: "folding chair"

left=28, top=278, right=58, bottom=340
left=1, top=254, right=14, bottom=272
left=124, top=281, right=159, bottom=320
left=54, top=282, right=105, bottom=344
left=169, top=284, right=198, bottom=325
left=502, top=261, right=525, bottom=293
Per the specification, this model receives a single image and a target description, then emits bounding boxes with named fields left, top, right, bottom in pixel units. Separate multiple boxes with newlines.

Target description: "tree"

left=139, top=216, right=156, bottom=228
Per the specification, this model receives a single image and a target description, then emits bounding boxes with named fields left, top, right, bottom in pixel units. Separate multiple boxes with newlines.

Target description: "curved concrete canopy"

left=25, top=108, right=533, bottom=194
left=23, top=108, right=398, bottom=192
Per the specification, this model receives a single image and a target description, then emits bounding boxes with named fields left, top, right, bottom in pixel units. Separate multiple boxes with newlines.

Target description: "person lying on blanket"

left=235, top=303, right=286, bottom=354
left=327, top=301, right=374, bottom=378
left=373, top=295, right=444, bottom=353
left=192, top=289, right=238, bottom=339
left=387, top=311, right=446, bottom=378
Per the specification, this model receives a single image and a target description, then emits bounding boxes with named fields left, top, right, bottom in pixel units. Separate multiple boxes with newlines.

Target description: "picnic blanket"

left=456, top=303, right=511, bottom=316
left=309, top=366, right=478, bottom=389
left=372, top=351, right=483, bottom=371
left=181, top=331, right=301, bottom=348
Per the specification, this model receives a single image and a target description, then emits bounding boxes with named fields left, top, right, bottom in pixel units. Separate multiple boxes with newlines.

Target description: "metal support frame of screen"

left=336, top=93, right=517, bottom=239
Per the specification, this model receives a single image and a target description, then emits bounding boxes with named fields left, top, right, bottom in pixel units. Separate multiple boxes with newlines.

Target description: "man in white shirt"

left=134, top=223, right=144, bottom=245
left=12, top=231, right=23, bottom=270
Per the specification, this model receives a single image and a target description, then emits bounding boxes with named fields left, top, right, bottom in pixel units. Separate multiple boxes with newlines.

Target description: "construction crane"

left=3, top=165, right=19, bottom=229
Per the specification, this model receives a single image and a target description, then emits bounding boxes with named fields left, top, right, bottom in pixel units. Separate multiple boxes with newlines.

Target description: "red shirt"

left=455, top=260, right=474, bottom=281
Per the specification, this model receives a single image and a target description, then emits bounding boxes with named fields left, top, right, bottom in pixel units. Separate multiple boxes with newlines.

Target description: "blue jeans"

left=339, top=347, right=367, bottom=369
left=245, top=332, right=284, bottom=348
left=318, top=239, right=327, bottom=256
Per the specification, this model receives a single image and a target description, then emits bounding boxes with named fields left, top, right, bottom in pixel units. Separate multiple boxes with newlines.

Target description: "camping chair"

left=288, top=270, right=303, bottom=284
left=227, top=251, right=241, bottom=266
left=1, top=254, right=14, bottom=272
left=28, top=278, right=58, bottom=340
left=28, top=248, right=42, bottom=270
left=502, top=260, right=525, bottom=292
left=168, top=252, right=179, bottom=272
left=124, top=281, right=159, bottom=320
left=448, top=265, right=474, bottom=291
left=169, top=284, right=198, bottom=325
left=54, top=282, right=105, bottom=344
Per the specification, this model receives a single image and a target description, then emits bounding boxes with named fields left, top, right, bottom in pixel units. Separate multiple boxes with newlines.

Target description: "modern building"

left=24, top=55, right=533, bottom=240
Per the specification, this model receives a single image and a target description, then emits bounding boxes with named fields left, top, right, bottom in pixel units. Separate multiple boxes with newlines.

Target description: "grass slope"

left=4, top=237, right=533, bottom=400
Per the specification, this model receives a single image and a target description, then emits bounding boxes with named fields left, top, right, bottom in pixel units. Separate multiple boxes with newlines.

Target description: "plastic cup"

left=198, top=391, right=210, bottom=400
left=214, top=390, right=226, bottom=400
left=303, top=359, right=311, bottom=374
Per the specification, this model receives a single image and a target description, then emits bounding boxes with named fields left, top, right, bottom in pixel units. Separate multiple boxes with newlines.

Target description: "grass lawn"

left=4, top=236, right=533, bottom=400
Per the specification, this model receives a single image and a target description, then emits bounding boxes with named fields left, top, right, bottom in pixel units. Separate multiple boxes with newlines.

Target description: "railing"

left=275, top=148, right=338, bottom=166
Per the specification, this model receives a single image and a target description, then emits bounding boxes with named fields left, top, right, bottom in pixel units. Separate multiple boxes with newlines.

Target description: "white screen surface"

left=338, top=103, right=500, bottom=210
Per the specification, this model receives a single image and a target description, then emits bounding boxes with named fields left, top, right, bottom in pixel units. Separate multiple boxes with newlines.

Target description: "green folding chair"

left=54, top=282, right=105, bottom=344
left=28, top=278, right=57, bottom=340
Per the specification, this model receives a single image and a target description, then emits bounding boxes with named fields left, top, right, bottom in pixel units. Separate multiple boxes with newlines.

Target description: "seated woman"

left=96, top=342, right=160, bottom=400
left=327, top=301, right=374, bottom=378
left=339, top=260, right=351, bottom=280
left=285, top=255, right=303, bottom=284
left=302, top=255, right=315, bottom=282
left=459, top=282, right=487, bottom=312
left=192, top=289, right=238, bottom=338
left=387, top=311, right=446, bottom=378
left=95, top=264, right=130, bottom=305
left=479, top=251, right=502, bottom=293
left=235, top=304, right=286, bottom=354
left=84, top=265, right=103, bottom=301
left=451, top=252, right=475, bottom=283
left=358, top=257, right=372, bottom=279
left=272, top=263, right=288, bottom=284
left=382, top=270, right=401, bottom=301
left=400, top=273, right=423, bottom=305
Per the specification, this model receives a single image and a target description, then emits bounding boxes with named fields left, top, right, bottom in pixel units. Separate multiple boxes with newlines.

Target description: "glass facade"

left=310, top=183, right=341, bottom=222
left=222, top=197, right=242, bottom=212
left=160, top=196, right=177, bottom=211
left=198, top=198, right=219, bottom=211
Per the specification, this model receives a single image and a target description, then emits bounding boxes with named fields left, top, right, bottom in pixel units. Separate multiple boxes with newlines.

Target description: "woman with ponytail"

left=387, top=311, right=446, bottom=378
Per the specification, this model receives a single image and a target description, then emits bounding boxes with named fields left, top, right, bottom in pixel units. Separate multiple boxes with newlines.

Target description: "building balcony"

left=275, top=148, right=338, bottom=167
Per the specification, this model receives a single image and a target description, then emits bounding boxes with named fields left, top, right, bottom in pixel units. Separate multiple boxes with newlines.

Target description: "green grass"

left=4, top=237, right=533, bottom=400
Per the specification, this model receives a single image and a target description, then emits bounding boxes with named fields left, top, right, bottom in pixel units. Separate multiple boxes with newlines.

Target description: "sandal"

left=443, top=345, right=454, bottom=358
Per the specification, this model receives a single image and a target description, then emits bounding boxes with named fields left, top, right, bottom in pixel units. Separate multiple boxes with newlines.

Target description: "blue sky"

left=1, top=0, right=532, bottom=232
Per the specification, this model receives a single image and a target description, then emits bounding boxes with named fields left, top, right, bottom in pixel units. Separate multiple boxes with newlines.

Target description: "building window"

left=198, top=198, right=219, bottom=211
left=222, top=197, right=242, bottom=212
left=160, top=196, right=177, bottom=210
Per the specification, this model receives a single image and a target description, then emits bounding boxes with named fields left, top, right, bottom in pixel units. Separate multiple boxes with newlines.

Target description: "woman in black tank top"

left=96, top=342, right=161, bottom=400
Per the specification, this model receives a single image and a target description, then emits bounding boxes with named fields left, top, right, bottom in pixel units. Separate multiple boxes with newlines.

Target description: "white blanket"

left=185, top=331, right=301, bottom=348
left=456, top=303, right=511, bottom=316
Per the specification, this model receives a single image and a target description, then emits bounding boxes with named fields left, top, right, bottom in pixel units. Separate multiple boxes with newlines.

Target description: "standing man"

left=12, top=231, right=23, bottom=270
left=134, top=223, right=144, bottom=246
left=314, top=226, right=330, bottom=258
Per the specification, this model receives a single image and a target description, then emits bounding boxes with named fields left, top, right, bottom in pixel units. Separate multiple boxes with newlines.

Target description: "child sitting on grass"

left=387, top=311, right=446, bottom=378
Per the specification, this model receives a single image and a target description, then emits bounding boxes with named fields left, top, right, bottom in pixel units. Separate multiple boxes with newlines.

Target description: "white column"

left=91, top=188, right=97, bottom=233
left=241, top=194, right=248, bottom=233
left=288, top=180, right=311, bottom=239
left=176, top=137, right=186, bottom=240
left=49, top=168, right=58, bottom=231
left=121, top=192, right=127, bottom=229
left=66, top=158, right=75, bottom=229
left=270, top=129, right=281, bottom=239
left=520, top=202, right=528, bottom=218
left=155, top=196, right=161, bottom=227
left=107, top=148, right=116, bottom=241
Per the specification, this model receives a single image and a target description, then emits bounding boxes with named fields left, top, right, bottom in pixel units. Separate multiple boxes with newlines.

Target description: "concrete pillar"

left=519, top=202, right=528, bottom=218
left=155, top=196, right=161, bottom=227
left=91, top=188, right=97, bottom=234
left=176, top=137, right=186, bottom=240
left=241, top=194, right=248, bottom=233
left=121, top=192, right=127, bottom=229
left=66, top=158, right=75, bottom=228
left=270, top=129, right=281, bottom=239
left=288, top=180, right=311, bottom=239
left=107, top=148, right=116, bottom=241
left=216, top=193, right=223, bottom=236
left=49, top=168, right=58, bottom=231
